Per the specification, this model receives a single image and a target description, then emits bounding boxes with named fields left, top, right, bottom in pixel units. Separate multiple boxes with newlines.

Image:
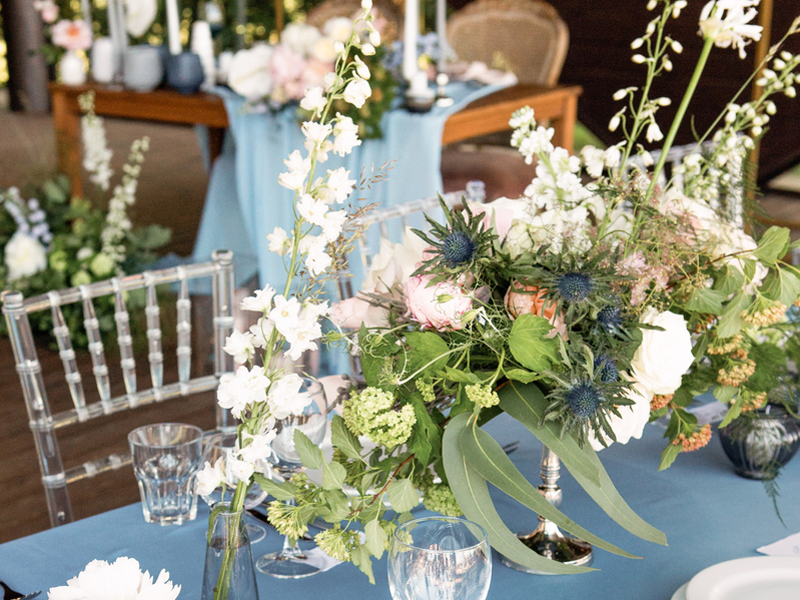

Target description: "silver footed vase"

left=501, top=445, right=593, bottom=573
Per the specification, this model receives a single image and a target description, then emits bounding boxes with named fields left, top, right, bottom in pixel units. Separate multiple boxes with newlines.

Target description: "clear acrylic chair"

left=2, top=249, right=236, bottom=528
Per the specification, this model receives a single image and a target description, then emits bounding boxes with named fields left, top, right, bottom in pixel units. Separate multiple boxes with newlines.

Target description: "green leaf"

left=716, top=292, right=750, bottom=338
left=713, top=265, right=745, bottom=296
left=331, top=415, right=364, bottom=461
left=404, top=331, right=451, bottom=375
left=322, top=461, right=347, bottom=490
left=294, top=429, right=324, bottom=470
left=460, top=422, right=639, bottom=558
left=507, top=315, right=559, bottom=371
left=685, top=287, right=727, bottom=315
left=443, top=413, right=594, bottom=574
left=503, top=368, right=539, bottom=383
left=365, top=519, right=387, bottom=559
left=441, top=366, right=484, bottom=384
left=754, top=226, right=790, bottom=265
left=386, top=478, right=420, bottom=513
left=350, top=544, right=376, bottom=584
left=497, top=381, right=601, bottom=486
left=253, top=474, right=297, bottom=501
left=658, top=443, right=682, bottom=471
left=778, top=269, right=800, bottom=306
left=564, top=442, right=667, bottom=546
left=713, top=386, right=736, bottom=405
left=407, top=392, right=438, bottom=467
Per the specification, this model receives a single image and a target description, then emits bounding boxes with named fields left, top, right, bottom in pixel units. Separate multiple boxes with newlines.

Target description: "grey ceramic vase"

left=123, top=45, right=164, bottom=92
left=718, top=404, right=800, bottom=479
left=166, top=52, right=205, bottom=95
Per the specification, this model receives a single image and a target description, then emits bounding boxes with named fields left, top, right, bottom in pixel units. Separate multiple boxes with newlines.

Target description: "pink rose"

left=404, top=274, right=472, bottom=331
left=270, top=44, right=305, bottom=89
left=51, top=19, right=92, bottom=51
left=330, top=296, right=389, bottom=329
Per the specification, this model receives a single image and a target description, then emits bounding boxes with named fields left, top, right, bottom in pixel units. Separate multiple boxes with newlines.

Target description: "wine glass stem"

left=280, top=498, right=307, bottom=559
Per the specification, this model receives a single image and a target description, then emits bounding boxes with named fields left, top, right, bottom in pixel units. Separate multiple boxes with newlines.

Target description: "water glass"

left=128, top=423, right=204, bottom=525
left=388, top=517, right=492, bottom=600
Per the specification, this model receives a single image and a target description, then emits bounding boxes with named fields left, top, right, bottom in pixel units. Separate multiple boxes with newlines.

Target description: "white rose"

left=124, top=0, right=158, bottom=37
left=5, top=231, right=47, bottom=281
left=228, top=45, right=274, bottom=100
left=590, top=381, right=653, bottom=451
left=281, top=22, right=322, bottom=55
left=631, top=308, right=694, bottom=397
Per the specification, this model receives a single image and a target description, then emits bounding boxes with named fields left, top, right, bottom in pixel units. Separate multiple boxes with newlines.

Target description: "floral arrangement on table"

left=47, top=557, right=180, bottom=600
left=227, top=13, right=396, bottom=139
left=200, top=0, right=800, bottom=586
left=0, top=92, right=171, bottom=345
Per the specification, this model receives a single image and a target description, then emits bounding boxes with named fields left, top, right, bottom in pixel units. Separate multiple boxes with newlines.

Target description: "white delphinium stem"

left=78, top=92, right=114, bottom=192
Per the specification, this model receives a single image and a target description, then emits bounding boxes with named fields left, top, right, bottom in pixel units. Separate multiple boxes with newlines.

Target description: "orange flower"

left=505, top=283, right=557, bottom=320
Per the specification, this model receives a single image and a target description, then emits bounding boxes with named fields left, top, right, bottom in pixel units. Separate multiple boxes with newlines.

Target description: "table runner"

left=2, top=415, right=798, bottom=600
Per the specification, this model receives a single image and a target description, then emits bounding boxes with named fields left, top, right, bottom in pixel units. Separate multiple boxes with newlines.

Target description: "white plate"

left=685, top=556, right=800, bottom=600
left=670, top=582, right=688, bottom=600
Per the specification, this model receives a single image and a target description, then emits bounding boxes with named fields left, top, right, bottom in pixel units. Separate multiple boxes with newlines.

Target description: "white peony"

left=631, top=308, right=694, bottom=397
left=590, top=381, right=653, bottom=451
left=5, top=231, right=47, bottom=281
left=228, top=45, right=274, bottom=100
left=124, top=0, right=158, bottom=37
left=47, top=557, right=180, bottom=600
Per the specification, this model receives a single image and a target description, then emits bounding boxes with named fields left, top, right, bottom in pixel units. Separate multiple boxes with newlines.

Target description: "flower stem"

left=645, top=35, right=715, bottom=202
left=213, top=481, right=248, bottom=600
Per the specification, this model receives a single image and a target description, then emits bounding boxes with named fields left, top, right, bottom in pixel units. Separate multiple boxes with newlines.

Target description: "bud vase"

left=201, top=507, right=259, bottom=600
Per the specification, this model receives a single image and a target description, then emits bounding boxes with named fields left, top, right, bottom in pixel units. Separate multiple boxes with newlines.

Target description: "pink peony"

left=51, top=19, right=92, bottom=51
left=404, top=274, right=472, bottom=331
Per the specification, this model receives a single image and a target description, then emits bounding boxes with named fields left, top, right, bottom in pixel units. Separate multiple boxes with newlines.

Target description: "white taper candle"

left=403, top=0, right=419, bottom=83
left=166, top=0, right=182, bottom=55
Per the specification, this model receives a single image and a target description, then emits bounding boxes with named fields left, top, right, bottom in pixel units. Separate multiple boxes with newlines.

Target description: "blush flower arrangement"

left=207, top=0, right=800, bottom=583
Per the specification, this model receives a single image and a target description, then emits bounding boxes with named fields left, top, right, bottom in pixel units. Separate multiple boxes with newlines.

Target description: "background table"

left=2, top=414, right=798, bottom=600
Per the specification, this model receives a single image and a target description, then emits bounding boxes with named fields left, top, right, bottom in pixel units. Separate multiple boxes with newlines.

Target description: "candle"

left=236, top=0, right=247, bottom=50
left=80, top=0, right=91, bottom=26
left=115, top=0, right=128, bottom=55
left=436, top=0, right=447, bottom=72
left=106, top=0, right=122, bottom=77
left=403, top=0, right=419, bottom=83
left=409, top=70, right=433, bottom=99
left=166, top=0, right=182, bottom=55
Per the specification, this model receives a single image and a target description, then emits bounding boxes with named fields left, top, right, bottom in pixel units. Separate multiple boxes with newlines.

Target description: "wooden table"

left=50, top=82, right=582, bottom=199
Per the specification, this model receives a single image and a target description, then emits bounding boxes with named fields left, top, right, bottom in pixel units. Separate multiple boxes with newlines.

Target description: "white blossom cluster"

left=699, top=0, right=762, bottom=59
left=100, top=137, right=149, bottom=265
left=2, top=187, right=52, bottom=245
left=78, top=92, right=114, bottom=191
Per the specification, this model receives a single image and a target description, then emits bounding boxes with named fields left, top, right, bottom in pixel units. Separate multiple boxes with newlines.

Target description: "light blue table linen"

left=2, top=416, right=799, bottom=600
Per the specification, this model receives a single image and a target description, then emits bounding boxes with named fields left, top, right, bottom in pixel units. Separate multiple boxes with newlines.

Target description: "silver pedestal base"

left=501, top=526, right=593, bottom=574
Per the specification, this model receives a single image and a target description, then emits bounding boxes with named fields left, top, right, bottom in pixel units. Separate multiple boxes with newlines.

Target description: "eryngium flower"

left=557, top=272, right=594, bottom=302
left=565, top=381, right=602, bottom=418
left=442, top=231, right=476, bottom=266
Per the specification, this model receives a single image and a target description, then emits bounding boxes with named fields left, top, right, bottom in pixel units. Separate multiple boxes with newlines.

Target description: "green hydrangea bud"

left=48, top=249, right=68, bottom=272
left=71, top=270, right=92, bottom=287
left=90, top=252, right=116, bottom=277
left=423, top=484, right=463, bottom=517
left=465, top=384, right=500, bottom=408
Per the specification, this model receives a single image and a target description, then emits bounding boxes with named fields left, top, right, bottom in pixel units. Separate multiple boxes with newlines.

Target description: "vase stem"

left=501, top=445, right=593, bottom=574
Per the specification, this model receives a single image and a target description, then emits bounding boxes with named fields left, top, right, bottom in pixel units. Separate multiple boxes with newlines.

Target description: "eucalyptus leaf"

left=386, top=478, right=420, bottom=513
left=507, top=315, right=559, bottom=371
left=443, top=413, right=594, bottom=574
left=460, top=422, right=639, bottom=558
left=294, top=429, right=324, bottom=470
left=498, top=381, right=601, bottom=486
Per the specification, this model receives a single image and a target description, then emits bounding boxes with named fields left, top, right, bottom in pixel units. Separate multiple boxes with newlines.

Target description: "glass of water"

left=128, top=423, right=204, bottom=525
left=389, top=517, right=492, bottom=600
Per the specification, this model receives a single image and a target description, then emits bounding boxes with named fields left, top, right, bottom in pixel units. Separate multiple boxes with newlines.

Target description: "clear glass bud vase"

left=201, top=507, right=259, bottom=600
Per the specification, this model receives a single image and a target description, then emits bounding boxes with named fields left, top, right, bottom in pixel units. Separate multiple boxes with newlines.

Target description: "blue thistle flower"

left=597, top=305, right=623, bottom=331
left=565, top=382, right=602, bottom=418
left=593, top=354, right=619, bottom=383
left=441, top=231, right=476, bottom=267
left=557, top=273, right=593, bottom=302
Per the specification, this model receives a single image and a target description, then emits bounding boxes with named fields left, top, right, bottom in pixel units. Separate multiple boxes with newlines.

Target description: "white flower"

left=47, top=557, right=180, bottom=600
left=249, top=316, right=274, bottom=349
left=124, top=0, right=158, bottom=37
left=196, top=458, right=225, bottom=498
left=343, top=78, right=371, bottom=108
left=217, top=365, right=270, bottom=419
left=353, top=55, right=371, bottom=79
left=267, top=373, right=313, bottom=419
left=223, top=330, right=256, bottom=364
left=326, top=167, right=356, bottom=203
left=300, top=86, right=327, bottom=115
left=646, top=121, right=664, bottom=142
left=267, top=226, right=291, bottom=255
left=590, top=381, right=653, bottom=451
left=321, top=209, right=347, bottom=243
left=332, top=115, right=361, bottom=156
left=699, top=0, right=762, bottom=59
left=305, top=236, right=333, bottom=276
left=281, top=22, right=321, bottom=55
left=581, top=146, right=606, bottom=178
left=297, top=193, right=329, bottom=226
left=241, top=286, right=276, bottom=312
left=278, top=150, right=311, bottom=191
left=302, top=121, right=333, bottom=147
left=228, top=45, right=274, bottom=100
left=631, top=308, right=694, bottom=397
left=5, top=231, right=47, bottom=281
left=228, top=454, right=255, bottom=483
left=237, top=430, right=277, bottom=465
left=310, top=36, right=338, bottom=63
left=323, top=17, right=354, bottom=43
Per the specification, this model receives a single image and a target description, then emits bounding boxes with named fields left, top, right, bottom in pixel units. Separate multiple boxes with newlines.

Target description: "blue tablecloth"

left=191, top=82, right=508, bottom=292
left=2, top=415, right=799, bottom=599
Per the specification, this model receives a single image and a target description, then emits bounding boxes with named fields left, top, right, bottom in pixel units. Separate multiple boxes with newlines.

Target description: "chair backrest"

left=447, top=0, right=569, bottom=86
left=2, top=250, right=236, bottom=528
left=339, top=181, right=486, bottom=300
left=305, top=0, right=403, bottom=40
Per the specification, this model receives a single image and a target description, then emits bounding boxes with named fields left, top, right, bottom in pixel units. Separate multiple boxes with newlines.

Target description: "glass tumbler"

left=388, top=516, right=492, bottom=600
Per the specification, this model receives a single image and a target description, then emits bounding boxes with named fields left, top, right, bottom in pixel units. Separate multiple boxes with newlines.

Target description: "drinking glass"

left=389, top=517, right=492, bottom=600
left=256, top=378, right=329, bottom=579
left=128, top=423, right=204, bottom=525
left=201, top=431, right=269, bottom=543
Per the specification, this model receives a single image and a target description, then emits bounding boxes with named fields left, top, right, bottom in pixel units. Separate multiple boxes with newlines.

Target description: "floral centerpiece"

left=47, top=557, right=181, bottom=600
left=227, top=12, right=396, bottom=139
left=1, top=92, right=171, bottom=345
left=201, top=0, right=800, bottom=586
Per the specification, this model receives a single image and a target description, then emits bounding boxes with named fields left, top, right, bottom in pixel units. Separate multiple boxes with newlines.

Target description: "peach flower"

left=51, top=19, right=92, bottom=51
